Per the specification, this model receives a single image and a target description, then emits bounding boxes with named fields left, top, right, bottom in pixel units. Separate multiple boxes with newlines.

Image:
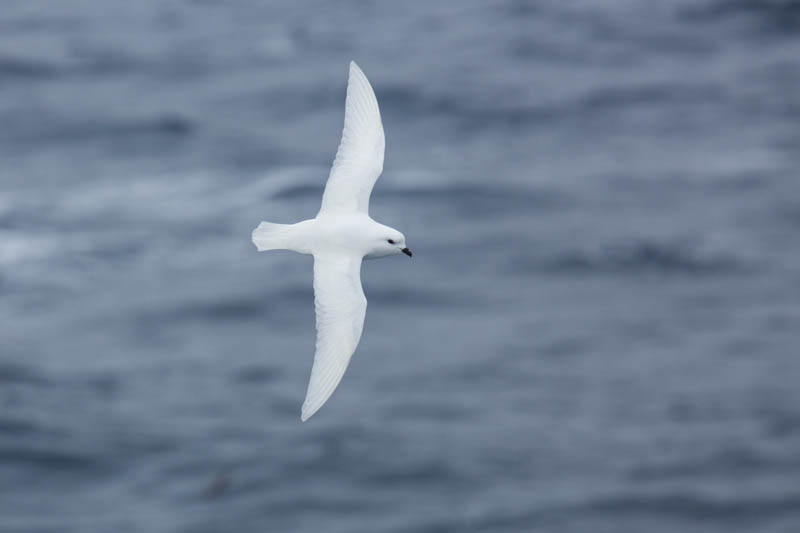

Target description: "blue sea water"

left=1, top=1, right=800, bottom=532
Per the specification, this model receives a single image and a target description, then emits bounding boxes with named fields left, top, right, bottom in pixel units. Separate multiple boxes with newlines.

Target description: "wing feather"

left=301, top=253, right=367, bottom=421
left=318, top=61, right=385, bottom=215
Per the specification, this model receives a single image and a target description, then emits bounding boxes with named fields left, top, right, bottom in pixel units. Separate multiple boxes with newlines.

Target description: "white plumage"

left=252, top=61, right=412, bottom=421
left=320, top=62, right=385, bottom=215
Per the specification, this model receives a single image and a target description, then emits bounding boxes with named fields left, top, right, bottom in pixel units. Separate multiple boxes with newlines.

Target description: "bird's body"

left=255, top=214, right=399, bottom=258
left=252, top=61, right=411, bottom=421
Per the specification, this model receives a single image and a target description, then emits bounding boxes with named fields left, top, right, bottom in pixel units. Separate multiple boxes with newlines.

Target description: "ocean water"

left=2, top=1, right=800, bottom=532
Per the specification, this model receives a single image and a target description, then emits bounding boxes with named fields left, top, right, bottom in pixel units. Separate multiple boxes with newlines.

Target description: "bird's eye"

left=387, top=239, right=395, bottom=244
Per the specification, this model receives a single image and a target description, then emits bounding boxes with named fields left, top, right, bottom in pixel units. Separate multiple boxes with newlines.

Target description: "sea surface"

left=2, top=1, right=800, bottom=532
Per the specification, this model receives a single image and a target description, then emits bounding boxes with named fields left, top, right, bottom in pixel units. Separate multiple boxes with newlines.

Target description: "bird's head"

left=367, top=228, right=411, bottom=259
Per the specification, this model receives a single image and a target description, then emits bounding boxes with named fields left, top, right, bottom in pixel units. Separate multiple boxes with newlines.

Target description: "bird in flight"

left=252, top=61, right=411, bottom=421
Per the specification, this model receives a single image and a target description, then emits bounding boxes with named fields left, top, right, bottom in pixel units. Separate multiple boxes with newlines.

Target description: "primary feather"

left=302, top=254, right=367, bottom=421
left=319, top=61, right=385, bottom=215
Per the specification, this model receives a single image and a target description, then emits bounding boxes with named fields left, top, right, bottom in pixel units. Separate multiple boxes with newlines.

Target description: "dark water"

left=2, top=1, right=800, bottom=531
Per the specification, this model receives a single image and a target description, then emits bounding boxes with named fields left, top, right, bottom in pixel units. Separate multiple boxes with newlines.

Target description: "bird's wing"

left=318, top=61, right=385, bottom=215
left=301, top=253, right=367, bottom=421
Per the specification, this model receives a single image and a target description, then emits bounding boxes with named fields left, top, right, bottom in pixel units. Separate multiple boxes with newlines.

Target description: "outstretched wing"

left=301, top=253, right=367, bottom=421
left=318, top=61, right=385, bottom=215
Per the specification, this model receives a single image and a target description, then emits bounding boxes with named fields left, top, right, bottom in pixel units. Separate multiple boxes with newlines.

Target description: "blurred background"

left=2, top=1, right=800, bottom=532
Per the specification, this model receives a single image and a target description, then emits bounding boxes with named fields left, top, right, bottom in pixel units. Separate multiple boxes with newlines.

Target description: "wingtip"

left=300, top=404, right=316, bottom=422
left=349, top=60, right=363, bottom=76
left=301, top=393, right=330, bottom=421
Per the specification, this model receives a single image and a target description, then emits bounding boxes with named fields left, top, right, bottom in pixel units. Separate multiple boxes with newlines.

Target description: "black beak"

left=401, top=248, right=412, bottom=257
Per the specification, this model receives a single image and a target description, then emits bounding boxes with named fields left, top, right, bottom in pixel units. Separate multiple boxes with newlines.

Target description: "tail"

left=252, top=222, right=294, bottom=252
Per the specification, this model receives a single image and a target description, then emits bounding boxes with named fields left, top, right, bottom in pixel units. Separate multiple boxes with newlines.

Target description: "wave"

left=581, top=491, right=800, bottom=520
left=0, top=56, right=60, bottom=80
left=681, top=0, right=800, bottom=36
left=0, top=363, right=51, bottom=387
left=0, top=447, right=100, bottom=472
left=630, top=446, right=800, bottom=481
left=132, top=286, right=310, bottom=328
left=0, top=112, right=194, bottom=144
left=412, top=490, right=800, bottom=531
left=537, top=239, right=747, bottom=277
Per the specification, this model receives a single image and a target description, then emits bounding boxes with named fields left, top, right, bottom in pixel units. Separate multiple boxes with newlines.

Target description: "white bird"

left=252, top=61, right=412, bottom=421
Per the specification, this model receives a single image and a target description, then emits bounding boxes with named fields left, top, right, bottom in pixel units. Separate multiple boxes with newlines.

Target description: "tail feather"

left=252, top=222, right=292, bottom=251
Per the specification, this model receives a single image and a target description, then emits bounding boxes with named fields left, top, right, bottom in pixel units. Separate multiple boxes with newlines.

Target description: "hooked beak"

left=401, top=248, right=412, bottom=257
